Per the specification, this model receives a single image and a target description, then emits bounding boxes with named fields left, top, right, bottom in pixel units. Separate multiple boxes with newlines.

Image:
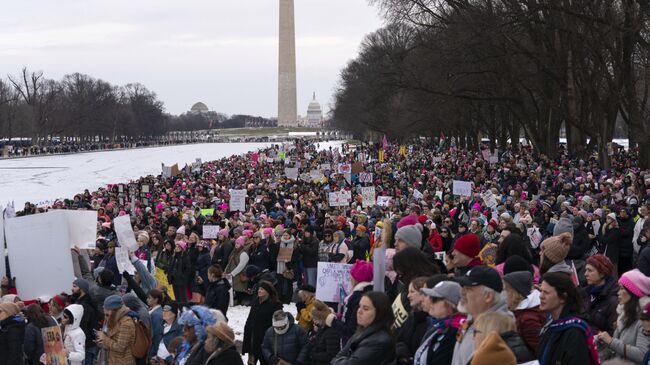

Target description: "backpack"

left=131, top=318, right=152, bottom=359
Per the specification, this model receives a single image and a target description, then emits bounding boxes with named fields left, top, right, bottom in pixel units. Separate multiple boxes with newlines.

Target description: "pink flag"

left=382, top=135, right=388, bottom=150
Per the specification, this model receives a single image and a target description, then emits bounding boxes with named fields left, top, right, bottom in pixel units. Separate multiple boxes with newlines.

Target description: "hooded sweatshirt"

left=63, top=304, right=86, bottom=365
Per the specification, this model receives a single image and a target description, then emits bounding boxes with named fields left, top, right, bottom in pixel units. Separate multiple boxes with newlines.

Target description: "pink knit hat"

left=619, top=269, right=650, bottom=298
left=242, top=229, right=254, bottom=238
left=350, top=260, right=373, bottom=283
left=175, top=241, right=187, bottom=251
left=235, top=236, right=247, bottom=248
left=397, top=214, right=418, bottom=229
left=218, top=229, right=229, bottom=238
left=263, top=227, right=274, bottom=236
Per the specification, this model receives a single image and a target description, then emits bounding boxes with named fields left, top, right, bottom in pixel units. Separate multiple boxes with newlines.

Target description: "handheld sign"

left=114, top=215, right=139, bottom=251
left=277, top=247, right=294, bottom=263
left=229, top=189, right=247, bottom=212
left=452, top=180, right=472, bottom=197
left=115, top=247, right=136, bottom=275
left=361, top=186, right=376, bottom=207
left=202, top=225, right=219, bottom=239
left=42, top=326, right=66, bottom=365
left=316, top=262, right=353, bottom=303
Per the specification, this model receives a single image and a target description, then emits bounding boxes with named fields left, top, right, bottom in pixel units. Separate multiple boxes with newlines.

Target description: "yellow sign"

left=378, top=150, right=385, bottom=162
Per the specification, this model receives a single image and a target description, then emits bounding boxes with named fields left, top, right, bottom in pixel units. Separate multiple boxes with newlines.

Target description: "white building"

left=189, top=102, right=209, bottom=114
left=305, top=92, right=323, bottom=127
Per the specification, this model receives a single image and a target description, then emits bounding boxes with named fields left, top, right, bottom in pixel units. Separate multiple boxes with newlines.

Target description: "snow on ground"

left=0, top=140, right=343, bottom=208
left=229, top=303, right=297, bottom=363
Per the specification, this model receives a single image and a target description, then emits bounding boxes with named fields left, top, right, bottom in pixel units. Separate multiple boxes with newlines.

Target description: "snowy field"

left=0, top=141, right=341, bottom=208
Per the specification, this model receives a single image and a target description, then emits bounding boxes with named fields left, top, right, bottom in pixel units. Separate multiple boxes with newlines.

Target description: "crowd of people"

left=1, top=137, right=650, bottom=365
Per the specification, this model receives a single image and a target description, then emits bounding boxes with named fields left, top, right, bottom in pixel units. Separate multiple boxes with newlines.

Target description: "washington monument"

left=278, top=0, right=297, bottom=126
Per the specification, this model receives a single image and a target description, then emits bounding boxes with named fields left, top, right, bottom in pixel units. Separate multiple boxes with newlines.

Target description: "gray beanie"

left=73, top=278, right=90, bottom=294
left=103, top=295, right=123, bottom=310
left=503, top=271, right=533, bottom=297
left=395, top=224, right=423, bottom=247
left=553, top=216, right=574, bottom=237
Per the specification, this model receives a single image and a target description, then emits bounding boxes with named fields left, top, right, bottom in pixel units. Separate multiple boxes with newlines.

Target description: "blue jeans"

left=305, top=267, right=317, bottom=288
left=85, top=346, right=97, bottom=365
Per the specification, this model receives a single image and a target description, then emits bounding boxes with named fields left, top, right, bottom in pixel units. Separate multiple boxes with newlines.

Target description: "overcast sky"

left=0, top=1, right=384, bottom=118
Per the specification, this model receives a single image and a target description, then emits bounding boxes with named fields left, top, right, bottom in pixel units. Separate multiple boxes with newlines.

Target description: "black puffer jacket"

left=242, top=298, right=283, bottom=359
left=395, top=310, right=429, bottom=364
left=501, top=331, right=534, bottom=363
left=168, top=251, right=192, bottom=286
left=204, top=278, right=231, bottom=317
left=308, top=325, right=343, bottom=365
left=261, top=314, right=309, bottom=365
left=331, top=325, right=396, bottom=365
left=568, top=224, right=592, bottom=260
left=0, top=315, right=26, bottom=365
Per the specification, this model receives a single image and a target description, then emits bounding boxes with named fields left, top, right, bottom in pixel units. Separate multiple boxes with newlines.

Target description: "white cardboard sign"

left=452, top=180, right=473, bottom=197
left=202, top=225, right=219, bottom=239
left=57, top=210, right=98, bottom=249
left=316, top=262, right=353, bottom=303
left=361, top=186, right=376, bottom=207
left=229, top=189, right=247, bottom=212
left=5, top=213, right=75, bottom=299
left=377, top=196, right=392, bottom=207
left=284, top=167, right=298, bottom=180
left=115, top=247, right=136, bottom=275
left=114, top=215, right=139, bottom=251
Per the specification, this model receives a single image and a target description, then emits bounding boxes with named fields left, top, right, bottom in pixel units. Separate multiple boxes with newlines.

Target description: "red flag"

left=440, top=132, right=445, bottom=140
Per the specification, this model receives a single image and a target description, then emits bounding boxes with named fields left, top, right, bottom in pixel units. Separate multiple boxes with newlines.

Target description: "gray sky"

left=0, top=1, right=383, bottom=118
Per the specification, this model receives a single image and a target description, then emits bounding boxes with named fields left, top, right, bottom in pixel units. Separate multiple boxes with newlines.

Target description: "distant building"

left=190, top=102, right=209, bottom=114
left=305, top=92, right=323, bottom=127
left=244, top=116, right=277, bottom=128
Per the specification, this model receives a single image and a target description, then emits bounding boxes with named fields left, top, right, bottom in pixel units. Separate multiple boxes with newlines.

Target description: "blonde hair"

left=474, top=311, right=516, bottom=335
left=503, top=281, right=525, bottom=311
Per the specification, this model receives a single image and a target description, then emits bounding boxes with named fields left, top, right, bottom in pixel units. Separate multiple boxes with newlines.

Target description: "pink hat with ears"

left=235, top=236, right=247, bottom=248
left=243, top=230, right=254, bottom=238
left=263, top=227, right=274, bottom=236
left=175, top=241, right=187, bottom=251
left=218, top=229, right=229, bottom=238
left=471, top=203, right=481, bottom=211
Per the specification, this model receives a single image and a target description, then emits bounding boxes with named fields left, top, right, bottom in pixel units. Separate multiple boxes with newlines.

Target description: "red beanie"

left=397, top=214, right=418, bottom=229
left=418, top=215, right=428, bottom=225
left=586, top=254, right=614, bottom=277
left=453, top=234, right=481, bottom=258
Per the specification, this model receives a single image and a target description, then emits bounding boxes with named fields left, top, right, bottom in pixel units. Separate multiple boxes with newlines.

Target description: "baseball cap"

left=457, top=266, right=503, bottom=293
left=420, top=281, right=462, bottom=306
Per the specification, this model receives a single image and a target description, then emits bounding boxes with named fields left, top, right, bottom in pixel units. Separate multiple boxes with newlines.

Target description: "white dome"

left=190, top=102, right=209, bottom=113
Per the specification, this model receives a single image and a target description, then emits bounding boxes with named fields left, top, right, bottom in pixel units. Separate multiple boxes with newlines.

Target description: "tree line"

left=331, top=0, right=650, bottom=168
left=0, top=68, right=272, bottom=143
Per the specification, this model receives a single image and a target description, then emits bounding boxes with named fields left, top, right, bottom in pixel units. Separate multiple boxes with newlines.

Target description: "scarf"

left=539, top=316, right=600, bottom=365
left=413, top=315, right=465, bottom=365
left=589, top=277, right=613, bottom=298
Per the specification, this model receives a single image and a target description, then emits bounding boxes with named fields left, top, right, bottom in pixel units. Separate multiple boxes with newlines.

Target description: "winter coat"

left=599, top=313, right=650, bottom=364
left=63, top=304, right=86, bottom=365
left=639, top=245, right=650, bottom=277
left=168, top=251, right=192, bottom=287
left=204, top=278, right=231, bottom=317
left=308, top=325, right=342, bottom=365
left=101, top=306, right=136, bottom=365
left=583, top=277, right=619, bottom=335
left=24, top=316, right=57, bottom=364
left=205, top=344, right=244, bottom=365
left=599, top=225, right=622, bottom=263
left=242, top=298, right=283, bottom=358
left=512, top=290, right=547, bottom=356
left=91, top=283, right=117, bottom=312
left=0, top=315, right=26, bottom=365
left=413, top=316, right=463, bottom=365
left=156, top=249, right=174, bottom=272
left=71, top=293, right=100, bottom=350
left=349, top=235, right=371, bottom=263
left=501, top=330, right=534, bottom=363
left=298, top=236, right=320, bottom=268
left=248, top=242, right=273, bottom=271
left=225, top=245, right=250, bottom=293
left=395, top=310, right=429, bottom=364
left=618, top=216, right=635, bottom=257
left=149, top=305, right=164, bottom=359
left=537, top=318, right=594, bottom=365
left=568, top=224, right=592, bottom=260
left=211, top=240, right=234, bottom=269
left=330, top=325, right=395, bottom=365
left=261, top=314, right=309, bottom=365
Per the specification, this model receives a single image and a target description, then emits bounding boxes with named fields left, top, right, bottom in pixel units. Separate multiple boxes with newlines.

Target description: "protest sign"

left=310, top=169, right=323, bottom=182
left=481, top=190, right=497, bottom=208
left=5, top=213, right=75, bottom=299
left=489, top=155, right=499, bottom=164
left=114, top=214, right=139, bottom=251
left=481, top=149, right=491, bottom=161
left=328, top=192, right=341, bottom=207
left=377, top=196, right=392, bottom=207
left=278, top=151, right=286, bottom=160
left=435, top=190, right=443, bottom=200
left=339, top=190, right=352, bottom=202
left=316, top=262, right=353, bottom=303
left=337, top=163, right=351, bottom=174
left=452, top=180, right=473, bottom=197
left=372, top=247, right=386, bottom=293
left=284, top=167, right=299, bottom=180
left=201, top=208, right=214, bottom=216
left=115, top=247, right=136, bottom=275
left=42, top=326, right=66, bottom=365
left=413, top=188, right=424, bottom=200
left=299, top=173, right=311, bottom=182
left=352, top=162, right=364, bottom=173
left=319, top=163, right=331, bottom=171
left=433, top=156, right=443, bottom=163
left=277, top=247, right=294, bottom=263
left=359, top=172, right=373, bottom=183
left=361, top=186, right=376, bottom=207
left=229, top=189, right=247, bottom=212
left=202, top=225, right=219, bottom=239
left=162, top=164, right=172, bottom=178
left=58, top=210, right=97, bottom=249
